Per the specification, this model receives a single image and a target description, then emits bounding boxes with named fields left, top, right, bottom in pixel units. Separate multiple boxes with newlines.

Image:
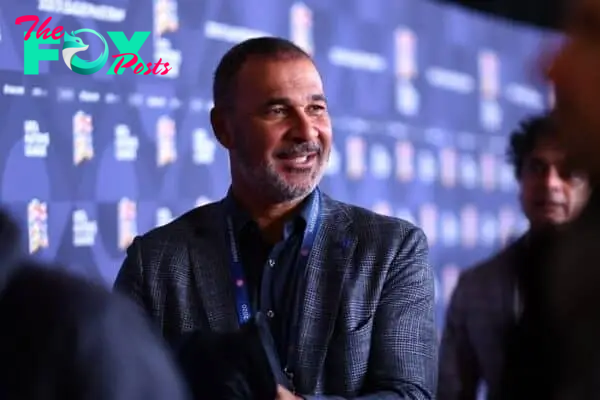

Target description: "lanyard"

left=225, top=190, right=322, bottom=325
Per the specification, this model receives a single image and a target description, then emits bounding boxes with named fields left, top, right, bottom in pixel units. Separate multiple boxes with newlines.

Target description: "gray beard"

left=235, top=153, right=325, bottom=203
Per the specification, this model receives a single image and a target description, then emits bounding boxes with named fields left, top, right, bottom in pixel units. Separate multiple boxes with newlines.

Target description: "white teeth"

left=293, top=156, right=309, bottom=163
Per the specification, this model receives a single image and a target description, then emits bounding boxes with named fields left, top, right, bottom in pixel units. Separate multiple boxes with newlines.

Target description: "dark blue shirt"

left=223, top=189, right=317, bottom=368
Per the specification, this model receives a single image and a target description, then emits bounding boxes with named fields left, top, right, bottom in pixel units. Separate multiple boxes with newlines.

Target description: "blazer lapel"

left=294, top=196, right=357, bottom=391
left=188, top=201, right=239, bottom=332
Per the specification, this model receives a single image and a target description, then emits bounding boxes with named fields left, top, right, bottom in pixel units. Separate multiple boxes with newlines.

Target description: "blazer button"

left=267, top=310, right=275, bottom=318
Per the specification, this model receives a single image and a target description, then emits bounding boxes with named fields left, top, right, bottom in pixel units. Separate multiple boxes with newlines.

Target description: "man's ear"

left=210, top=107, right=234, bottom=150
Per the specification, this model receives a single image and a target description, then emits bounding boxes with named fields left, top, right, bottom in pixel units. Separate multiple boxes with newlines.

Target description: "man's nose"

left=289, top=110, right=319, bottom=142
left=544, top=167, right=563, bottom=190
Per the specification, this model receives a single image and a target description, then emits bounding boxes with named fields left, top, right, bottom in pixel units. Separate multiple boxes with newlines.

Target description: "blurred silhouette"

left=543, top=0, right=600, bottom=397
left=0, top=208, right=189, bottom=400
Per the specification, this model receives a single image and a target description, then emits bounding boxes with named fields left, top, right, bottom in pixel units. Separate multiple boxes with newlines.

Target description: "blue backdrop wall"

left=0, top=0, right=554, bottom=324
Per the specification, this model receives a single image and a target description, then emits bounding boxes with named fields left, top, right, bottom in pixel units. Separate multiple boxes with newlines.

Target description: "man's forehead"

left=236, top=57, right=324, bottom=97
left=530, top=137, right=566, bottom=159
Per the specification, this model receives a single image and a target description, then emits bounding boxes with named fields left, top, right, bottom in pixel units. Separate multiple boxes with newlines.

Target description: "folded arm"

left=303, top=227, right=437, bottom=399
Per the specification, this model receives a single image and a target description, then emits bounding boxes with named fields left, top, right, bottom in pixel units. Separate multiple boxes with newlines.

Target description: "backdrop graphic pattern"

left=0, top=0, right=555, bottom=324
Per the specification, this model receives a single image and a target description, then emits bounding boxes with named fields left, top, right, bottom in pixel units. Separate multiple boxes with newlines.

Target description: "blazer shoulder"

left=324, top=197, right=424, bottom=259
left=330, top=198, right=422, bottom=236
left=457, top=241, right=519, bottom=289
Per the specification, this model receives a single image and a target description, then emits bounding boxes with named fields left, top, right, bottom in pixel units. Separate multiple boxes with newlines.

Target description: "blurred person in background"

left=0, top=208, right=188, bottom=400
left=542, top=0, right=600, bottom=397
left=437, top=113, right=590, bottom=400
left=114, top=36, right=437, bottom=399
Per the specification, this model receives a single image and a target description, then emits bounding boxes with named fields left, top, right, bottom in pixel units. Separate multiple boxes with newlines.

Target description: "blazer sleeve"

left=113, top=237, right=145, bottom=310
left=437, top=275, right=479, bottom=400
left=304, top=226, right=437, bottom=400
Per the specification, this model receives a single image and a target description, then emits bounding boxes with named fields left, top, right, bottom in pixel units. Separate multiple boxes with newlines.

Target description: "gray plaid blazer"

left=114, top=192, right=437, bottom=399
left=437, top=240, right=523, bottom=400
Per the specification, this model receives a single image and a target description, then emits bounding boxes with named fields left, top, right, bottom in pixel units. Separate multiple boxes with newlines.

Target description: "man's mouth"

left=535, top=201, right=563, bottom=211
left=276, top=152, right=318, bottom=168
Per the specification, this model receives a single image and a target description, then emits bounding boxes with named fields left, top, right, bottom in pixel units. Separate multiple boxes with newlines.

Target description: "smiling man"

left=114, top=37, right=436, bottom=399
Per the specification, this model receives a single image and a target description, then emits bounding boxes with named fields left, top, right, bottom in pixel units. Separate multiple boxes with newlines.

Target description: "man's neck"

left=230, top=184, right=306, bottom=243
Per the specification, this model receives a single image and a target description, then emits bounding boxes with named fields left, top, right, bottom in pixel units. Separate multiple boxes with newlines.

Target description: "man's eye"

left=267, top=107, right=286, bottom=115
left=308, top=105, right=326, bottom=114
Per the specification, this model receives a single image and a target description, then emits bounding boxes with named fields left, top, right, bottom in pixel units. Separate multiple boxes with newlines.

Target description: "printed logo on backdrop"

left=73, top=111, right=94, bottom=165
left=346, top=136, right=366, bottom=179
left=118, top=198, right=137, bottom=250
left=28, top=199, right=49, bottom=254
left=439, top=148, right=457, bottom=187
left=290, top=2, right=314, bottom=55
left=157, top=115, right=177, bottom=166
left=441, top=211, right=459, bottom=247
left=417, top=149, right=437, bottom=184
left=370, top=144, right=392, bottom=179
left=114, top=124, right=139, bottom=161
left=154, top=0, right=182, bottom=78
left=480, top=212, right=498, bottom=247
left=442, top=265, right=461, bottom=305
left=478, top=50, right=503, bottom=131
left=419, top=203, right=437, bottom=246
left=395, top=141, right=414, bottom=182
left=459, top=154, right=478, bottom=189
left=460, top=205, right=478, bottom=248
left=155, top=0, right=179, bottom=36
left=192, top=128, right=217, bottom=165
left=24, top=120, right=50, bottom=158
left=156, top=207, right=174, bottom=227
left=72, top=209, right=98, bottom=247
left=480, top=153, right=496, bottom=191
left=16, top=15, right=174, bottom=76
left=325, top=144, right=341, bottom=176
left=394, top=27, right=419, bottom=116
left=499, top=162, right=516, bottom=192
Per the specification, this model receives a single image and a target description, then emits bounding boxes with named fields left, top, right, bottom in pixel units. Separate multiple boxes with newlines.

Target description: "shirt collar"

left=223, top=187, right=318, bottom=240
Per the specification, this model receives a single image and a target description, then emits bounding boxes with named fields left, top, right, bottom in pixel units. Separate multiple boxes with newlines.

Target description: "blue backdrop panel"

left=0, top=0, right=553, bottom=325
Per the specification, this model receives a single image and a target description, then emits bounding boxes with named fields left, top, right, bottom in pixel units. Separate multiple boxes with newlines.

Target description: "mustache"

left=275, top=142, right=322, bottom=158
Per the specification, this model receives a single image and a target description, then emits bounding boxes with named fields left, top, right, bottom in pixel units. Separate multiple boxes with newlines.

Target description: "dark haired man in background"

left=437, top=114, right=590, bottom=400
left=115, top=36, right=436, bottom=399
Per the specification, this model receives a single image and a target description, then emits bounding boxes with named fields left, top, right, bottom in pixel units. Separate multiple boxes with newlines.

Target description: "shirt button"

left=267, top=310, right=275, bottom=318
left=268, top=259, right=275, bottom=267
